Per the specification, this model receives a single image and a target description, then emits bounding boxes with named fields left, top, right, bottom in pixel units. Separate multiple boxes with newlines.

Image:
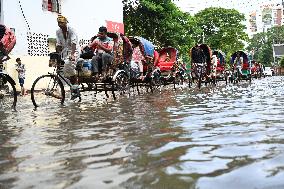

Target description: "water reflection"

left=0, top=76, right=283, bottom=189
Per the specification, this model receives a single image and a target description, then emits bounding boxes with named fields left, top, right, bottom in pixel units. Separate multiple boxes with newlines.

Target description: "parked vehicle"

left=264, top=67, right=273, bottom=76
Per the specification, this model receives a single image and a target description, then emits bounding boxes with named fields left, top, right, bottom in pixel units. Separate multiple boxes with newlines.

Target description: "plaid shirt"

left=16, top=64, right=25, bottom=79
left=132, top=46, right=144, bottom=63
left=93, top=37, right=114, bottom=54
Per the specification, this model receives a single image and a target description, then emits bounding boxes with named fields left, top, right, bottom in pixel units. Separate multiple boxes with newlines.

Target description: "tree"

left=195, top=7, right=248, bottom=58
left=246, top=32, right=270, bottom=65
left=123, top=0, right=201, bottom=61
left=247, top=26, right=284, bottom=66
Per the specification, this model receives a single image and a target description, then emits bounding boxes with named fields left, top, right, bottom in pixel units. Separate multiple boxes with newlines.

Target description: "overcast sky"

left=174, top=0, right=282, bottom=15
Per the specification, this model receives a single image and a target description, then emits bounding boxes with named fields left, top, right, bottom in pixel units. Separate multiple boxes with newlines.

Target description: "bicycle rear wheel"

left=0, top=75, right=17, bottom=110
left=115, top=71, right=130, bottom=94
left=31, top=75, right=65, bottom=107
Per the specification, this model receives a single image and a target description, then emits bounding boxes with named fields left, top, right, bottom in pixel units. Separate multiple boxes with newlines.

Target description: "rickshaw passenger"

left=153, top=50, right=159, bottom=67
left=56, top=15, right=81, bottom=100
left=131, top=43, right=144, bottom=79
left=89, top=26, right=114, bottom=76
left=211, top=54, right=218, bottom=76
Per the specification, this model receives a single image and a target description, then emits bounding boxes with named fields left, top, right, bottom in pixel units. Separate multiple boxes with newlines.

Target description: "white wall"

left=3, top=0, right=123, bottom=90
left=2, top=0, right=58, bottom=55
left=2, top=0, right=123, bottom=55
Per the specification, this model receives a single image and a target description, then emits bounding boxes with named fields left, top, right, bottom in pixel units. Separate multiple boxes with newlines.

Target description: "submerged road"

left=0, top=76, right=284, bottom=189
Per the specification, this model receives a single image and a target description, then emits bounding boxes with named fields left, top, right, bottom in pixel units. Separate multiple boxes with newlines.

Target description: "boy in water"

left=15, top=58, right=27, bottom=95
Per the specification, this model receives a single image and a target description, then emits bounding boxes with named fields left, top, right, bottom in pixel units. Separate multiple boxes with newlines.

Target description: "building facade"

left=248, top=3, right=284, bottom=36
left=0, top=0, right=123, bottom=90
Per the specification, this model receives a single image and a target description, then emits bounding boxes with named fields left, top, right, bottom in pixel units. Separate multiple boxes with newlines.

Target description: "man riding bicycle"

left=234, top=52, right=243, bottom=76
left=56, top=15, right=81, bottom=100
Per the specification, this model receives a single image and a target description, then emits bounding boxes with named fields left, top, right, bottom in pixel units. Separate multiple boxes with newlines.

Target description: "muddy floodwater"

left=1, top=76, right=284, bottom=189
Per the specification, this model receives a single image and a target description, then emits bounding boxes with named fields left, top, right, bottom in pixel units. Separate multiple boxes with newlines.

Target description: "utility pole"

left=272, top=39, right=276, bottom=66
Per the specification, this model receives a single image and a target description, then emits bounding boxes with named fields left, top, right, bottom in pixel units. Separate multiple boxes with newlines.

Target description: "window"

left=42, top=0, right=61, bottom=13
left=274, top=18, right=278, bottom=25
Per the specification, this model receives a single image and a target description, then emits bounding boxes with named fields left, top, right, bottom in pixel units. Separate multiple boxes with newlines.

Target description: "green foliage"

left=195, top=7, right=248, bottom=55
left=123, top=2, right=248, bottom=62
left=247, top=26, right=284, bottom=66
left=123, top=0, right=200, bottom=61
left=280, top=56, right=284, bottom=67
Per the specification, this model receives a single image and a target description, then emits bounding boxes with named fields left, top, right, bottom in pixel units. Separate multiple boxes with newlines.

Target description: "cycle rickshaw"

left=212, top=50, right=228, bottom=84
left=154, top=47, right=188, bottom=88
left=0, top=24, right=17, bottom=110
left=128, top=36, right=160, bottom=93
left=190, top=44, right=212, bottom=89
left=230, top=50, right=251, bottom=83
left=251, top=60, right=263, bottom=79
left=31, top=32, right=133, bottom=107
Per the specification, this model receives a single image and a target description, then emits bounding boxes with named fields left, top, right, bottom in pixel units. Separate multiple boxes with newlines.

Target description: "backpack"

left=80, top=46, right=94, bottom=59
left=0, top=25, right=16, bottom=55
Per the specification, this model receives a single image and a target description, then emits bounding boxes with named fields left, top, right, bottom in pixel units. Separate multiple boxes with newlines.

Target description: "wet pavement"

left=0, top=76, right=284, bottom=189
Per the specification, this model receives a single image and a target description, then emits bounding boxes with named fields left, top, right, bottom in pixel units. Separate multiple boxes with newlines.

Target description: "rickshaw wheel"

left=188, top=74, right=192, bottom=88
left=31, top=74, right=65, bottom=108
left=174, top=72, right=182, bottom=86
left=115, top=72, right=129, bottom=95
left=151, top=71, right=161, bottom=89
left=0, top=75, right=17, bottom=110
left=198, top=74, right=202, bottom=89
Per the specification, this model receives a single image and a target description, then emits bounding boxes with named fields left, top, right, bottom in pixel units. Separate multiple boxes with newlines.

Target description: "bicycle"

left=0, top=54, right=17, bottom=110
left=31, top=52, right=130, bottom=108
left=30, top=52, right=74, bottom=108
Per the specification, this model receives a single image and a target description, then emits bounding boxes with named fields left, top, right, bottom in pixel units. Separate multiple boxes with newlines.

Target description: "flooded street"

left=1, top=76, right=284, bottom=189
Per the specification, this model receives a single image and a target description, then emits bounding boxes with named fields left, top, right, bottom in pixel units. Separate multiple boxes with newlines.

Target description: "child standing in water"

left=15, top=58, right=27, bottom=96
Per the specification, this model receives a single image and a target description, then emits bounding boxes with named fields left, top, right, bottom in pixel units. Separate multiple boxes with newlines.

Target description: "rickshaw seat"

left=216, top=66, right=224, bottom=71
left=242, top=62, right=249, bottom=70
left=157, top=52, right=175, bottom=71
left=157, top=61, right=174, bottom=71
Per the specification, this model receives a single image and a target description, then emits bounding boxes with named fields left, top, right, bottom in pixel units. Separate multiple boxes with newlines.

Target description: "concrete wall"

left=2, top=0, right=123, bottom=54
left=2, top=0, right=123, bottom=91
left=6, top=56, right=54, bottom=92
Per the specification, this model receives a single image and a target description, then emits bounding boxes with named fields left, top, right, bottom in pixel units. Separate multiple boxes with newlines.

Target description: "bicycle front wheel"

left=31, top=75, right=65, bottom=108
left=0, top=75, right=17, bottom=110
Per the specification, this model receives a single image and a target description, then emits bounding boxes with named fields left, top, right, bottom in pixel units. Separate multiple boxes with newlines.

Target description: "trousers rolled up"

left=91, top=53, right=114, bottom=73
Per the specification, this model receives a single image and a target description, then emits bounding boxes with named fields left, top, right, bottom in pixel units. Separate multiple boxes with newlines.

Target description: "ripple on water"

left=0, top=77, right=284, bottom=189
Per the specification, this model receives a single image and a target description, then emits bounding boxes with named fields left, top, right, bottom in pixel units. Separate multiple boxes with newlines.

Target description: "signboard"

left=273, top=44, right=284, bottom=57
left=106, top=21, right=124, bottom=34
